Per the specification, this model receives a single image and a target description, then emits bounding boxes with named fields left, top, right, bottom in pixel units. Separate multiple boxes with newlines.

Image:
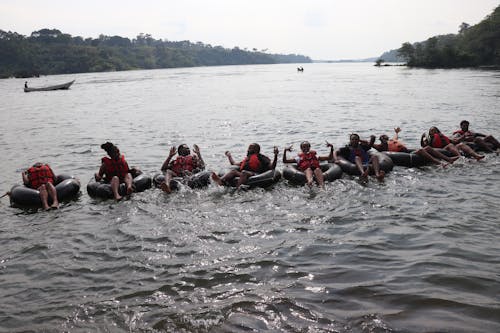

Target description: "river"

left=0, top=63, right=499, bottom=332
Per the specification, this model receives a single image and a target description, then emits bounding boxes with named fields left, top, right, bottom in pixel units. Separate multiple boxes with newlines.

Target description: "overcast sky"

left=1, top=0, right=498, bottom=60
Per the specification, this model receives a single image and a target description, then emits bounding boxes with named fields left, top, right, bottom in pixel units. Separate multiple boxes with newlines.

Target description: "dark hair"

left=379, top=135, right=389, bottom=141
left=460, top=120, right=469, bottom=126
left=101, top=142, right=117, bottom=155
left=350, top=133, right=360, bottom=140
left=178, top=144, right=190, bottom=156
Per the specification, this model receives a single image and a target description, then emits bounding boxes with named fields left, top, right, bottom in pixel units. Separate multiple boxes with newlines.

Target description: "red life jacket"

left=388, top=139, right=408, bottom=152
left=102, top=155, right=129, bottom=181
left=297, top=151, right=320, bottom=171
left=27, top=164, right=55, bottom=189
left=430, top=133, right=450, bottom=148
left=171, top=155, right=195, bottom=175
left=240, top=154, right=262, bottom=172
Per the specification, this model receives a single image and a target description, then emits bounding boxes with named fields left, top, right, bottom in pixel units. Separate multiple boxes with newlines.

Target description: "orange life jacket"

left=102, top=155, right=129, bottom=181
left=27, top=164, right=55, bottom=189
left=171, top=155, right=195, bottom=175
left=297, top=151, right=320, bottom=171
left=240, top=154, right=268, bottom=173
left=388, top=139, right=408, bottom=152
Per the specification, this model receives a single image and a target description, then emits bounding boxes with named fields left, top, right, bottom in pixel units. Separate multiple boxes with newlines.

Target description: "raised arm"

left=392, top=127, right=401, bottom=141
left=225, top=151, right=238, bottom=166
left=319, top=141, right=334, bottom=161
left=161, top=146, right=177, bottom=172
left=282, top=145, right=296, bottom=163
left=193, top=144, right=205, bottom=170
left=270, top=146, right=279, bottom=170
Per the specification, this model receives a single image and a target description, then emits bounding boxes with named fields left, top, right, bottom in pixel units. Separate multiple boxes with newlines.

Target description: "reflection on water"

left=0, top=64, right=499, bottom=332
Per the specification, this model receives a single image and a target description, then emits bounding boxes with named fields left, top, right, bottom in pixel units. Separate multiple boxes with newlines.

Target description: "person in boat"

left=373, top=127, right=459, bottom=166
left=334, top=133, right=385, bottom=181
left=211, top=143, right=279, bottom=189
left=282, top=141, right=334, bottom=189
left=421, top=126, right=484, bottom=161
left=22, top=162, right=59, bottom=210
left=160, top=144, right=205, bottom=193
left=24, top=81, right=28, bottom=89
left=452, top=120, right=500, bottom=153
left=95, top=142, right=133, bottom=200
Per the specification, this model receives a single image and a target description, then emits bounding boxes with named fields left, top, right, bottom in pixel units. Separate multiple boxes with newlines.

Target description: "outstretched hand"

left=394, top=127, right=402, bottom=133
left=169, top=146, right=177, bottom=157
left=284, top=145, right=293, bottom=152
left=193, top=144, right=201, bottom=154
left=325, top=140, right=333, bottom=148
left=273, top=146, right=279, bottom=155
left=225, top=151, right=232, bottom=157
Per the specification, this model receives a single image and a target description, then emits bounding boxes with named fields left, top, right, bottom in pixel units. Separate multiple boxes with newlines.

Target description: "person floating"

left=421, top=126, right=484, bottom=161
left=211, top=143, right=278, bottom=189
left=452, top=120, right=500, bottom=153
left=160, top=144, right=205, bottom=193
left=283, top=141, right=334, bottom=189
left=334, top=133, right=385, bottom=181
left=24, top=81, right=28, bottom=89
left=95, top=142, right=133, bottom=200
left=373, top=127, right=459, bottom=166
left=22, top=162, right=59, bottom=210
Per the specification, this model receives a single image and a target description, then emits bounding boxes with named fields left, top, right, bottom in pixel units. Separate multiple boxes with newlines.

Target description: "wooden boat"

left=24, top=80, right=75, bottom=92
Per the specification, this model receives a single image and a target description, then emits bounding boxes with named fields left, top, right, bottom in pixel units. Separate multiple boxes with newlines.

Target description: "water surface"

left=0, top=63, right=499, bottom=332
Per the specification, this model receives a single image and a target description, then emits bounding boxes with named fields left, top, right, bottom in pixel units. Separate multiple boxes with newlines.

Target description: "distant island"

left=0, top=30, right=311, bottom=78
left=378, top=4, right=499, bottom=68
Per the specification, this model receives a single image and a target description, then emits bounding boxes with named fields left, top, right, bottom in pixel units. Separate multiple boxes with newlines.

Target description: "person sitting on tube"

left=452, top=120, right=500, bottom=154
left=421, top=126, right=484, bottom=161
left=282, top=141, right=333, bottom=189
left=334, top=133, right=385, bottom=181
left=160, top=144, right=205, bottom=193
left=211, top=143, right=278, bottom=189
left=373, top=127, right=458, bottom=166
left=22, top=162, right=59, bottom=210
left=95, top=142, right=133, bottom=200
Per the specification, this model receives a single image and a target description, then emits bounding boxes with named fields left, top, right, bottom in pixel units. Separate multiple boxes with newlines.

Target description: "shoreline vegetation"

left=377, top=5, right=499, bottom=69
left=0, top=30, right=311, bottom=79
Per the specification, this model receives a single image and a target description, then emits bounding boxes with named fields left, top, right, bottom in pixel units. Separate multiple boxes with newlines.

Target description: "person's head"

left=101, top=142, right=120, bottom=159
left=379, top=134, right=389, bottom=143
left=460, top=120, right=470, bottom=131
left=247, top=143, right=260, bottom=155
left=177, top=144, right=190, bottom=156
left=349, top=133, right=360, bottom=147
left=429, top=126, right=440, bottom=135
left=300, top=141, right=311, bottom=153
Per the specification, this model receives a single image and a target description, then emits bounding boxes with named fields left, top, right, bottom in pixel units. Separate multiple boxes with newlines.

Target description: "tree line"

left=0, top=29, right=311, bottom=78
left=396, top=5, right=499, bottom=68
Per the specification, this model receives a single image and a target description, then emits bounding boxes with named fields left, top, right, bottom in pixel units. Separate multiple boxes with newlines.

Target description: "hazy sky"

left=1, top=0, right=498, bottom=59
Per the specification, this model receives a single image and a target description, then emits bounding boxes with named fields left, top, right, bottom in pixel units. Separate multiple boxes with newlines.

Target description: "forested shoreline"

left=396, top=5, right=499, bottom=68
left=0, top=30, right=311, bottom=78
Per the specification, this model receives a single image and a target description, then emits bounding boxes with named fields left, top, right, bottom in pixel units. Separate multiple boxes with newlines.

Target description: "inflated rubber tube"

left=87, top=173, right=152, bottom=199
left=224, top=169, right=282, bottom=188
left=337, top=151, right=393, bottom=176
left=9, top=174, right=81, bottom=209
left=384, top=151, right=429, bottom=167
left=152, top=171, right=211, bottom=191
left=282, top=163, right=342, bottom=185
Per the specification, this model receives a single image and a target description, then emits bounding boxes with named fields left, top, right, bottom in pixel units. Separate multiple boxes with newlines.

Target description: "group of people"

left=19, top=120, right=499, bottom=208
